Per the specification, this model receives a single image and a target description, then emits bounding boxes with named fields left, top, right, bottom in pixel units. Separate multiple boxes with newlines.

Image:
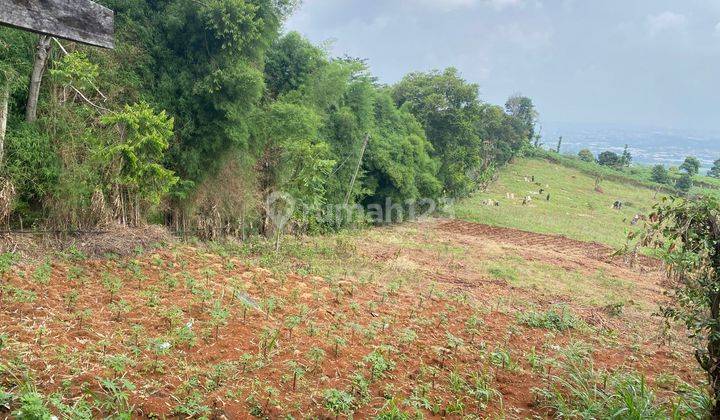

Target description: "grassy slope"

left=454, top=158, right=661, bottom=247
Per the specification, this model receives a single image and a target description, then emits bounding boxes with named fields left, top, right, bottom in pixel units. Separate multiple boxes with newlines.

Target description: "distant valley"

left=543, top=122, right=720, bottom=172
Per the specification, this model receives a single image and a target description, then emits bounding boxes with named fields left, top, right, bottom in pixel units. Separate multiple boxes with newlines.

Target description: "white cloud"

left=646, top=11, right=687, bottom=36
left=408, top=0, right=539, bottom=12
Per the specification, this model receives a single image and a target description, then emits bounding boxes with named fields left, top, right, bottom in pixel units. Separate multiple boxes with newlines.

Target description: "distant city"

left=542, top=122, right=720, bottom=172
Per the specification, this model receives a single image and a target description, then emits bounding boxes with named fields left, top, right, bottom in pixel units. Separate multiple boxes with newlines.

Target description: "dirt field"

left=0, top=219, right=701, bottom=418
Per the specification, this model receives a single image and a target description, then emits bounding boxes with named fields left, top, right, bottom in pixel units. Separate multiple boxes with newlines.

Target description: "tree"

left=578, top=149, right=595, bottom=163
left=504, top=94, right=538, bottom=142
left=619, top=144, right=632, bottom=167
left=597, top=151, right=621, bottom=168
left=650, top=165, right=670, bottom=184
left=680, top=156, right=701, bottom=176
left=642, top=196, right=720, bottom=416
left=676, top=173, right=693, bottom=193
left=392, top=68, right=483, bottom=197
left=708, top=159, right=720, bottom=179
left=100, top=102, right=178, bottom=226
left=0, top=27, right=33, bottom=167
left=265, top=31, right=326, bottom=98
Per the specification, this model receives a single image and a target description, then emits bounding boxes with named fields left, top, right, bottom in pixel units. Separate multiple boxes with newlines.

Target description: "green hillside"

left=454, top=158, right=662, bottom=247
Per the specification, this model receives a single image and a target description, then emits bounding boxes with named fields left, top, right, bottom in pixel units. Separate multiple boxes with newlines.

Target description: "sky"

left=285, top=0, right=720, bottom=132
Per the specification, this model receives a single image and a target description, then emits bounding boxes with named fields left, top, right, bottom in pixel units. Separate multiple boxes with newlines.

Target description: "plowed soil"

left=0, top=219, right=700, bottom=419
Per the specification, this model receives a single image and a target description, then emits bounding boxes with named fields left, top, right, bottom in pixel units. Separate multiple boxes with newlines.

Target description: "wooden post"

left=344, top=134, right=369, bottom=207
left=0, top=0, right=114, bottom=49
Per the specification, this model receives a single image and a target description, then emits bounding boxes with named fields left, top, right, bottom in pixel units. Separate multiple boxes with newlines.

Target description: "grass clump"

left=518, top=306, right=580, bottom=331
left=533, top=349, right=710, bottom=419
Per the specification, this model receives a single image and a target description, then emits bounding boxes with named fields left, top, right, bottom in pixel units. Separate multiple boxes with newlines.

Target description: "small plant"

left=467, top=371, right=499, bottom=409
left=172, top=391, right=211, bottom=418
left=284, top=315, right=302, bottom=339
left=32, top=260, right=52, bottom=285
left=64, top=290, right=79, bottom=310
left=518, top=306, right=579, bottom=331
left=108, top=299, right=132, bottom=321
left=12, top=391, right=52, bottom=419
left=307, top=347, right=326, bottom=372
left=490, top=347, right=518, bottom=371
left=101, top=272, right=123, bottom=302
left=331, top=335, right=348, bottom=358
left=98, top=378, right=136, bottom=417
left=323, top=389, right=355, bottom=420
left=209, top=300, right=229, bottom=340
left=364, top=346, right=396, bottom=381
left=286, top=360, right=305, bottom=391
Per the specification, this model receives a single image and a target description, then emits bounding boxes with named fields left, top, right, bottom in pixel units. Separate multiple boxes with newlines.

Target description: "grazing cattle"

left=613, top=201, right=623, bottom=210
left=522, top=196, right=532, bottom=205
left=546, top=194, right=551, bottom=201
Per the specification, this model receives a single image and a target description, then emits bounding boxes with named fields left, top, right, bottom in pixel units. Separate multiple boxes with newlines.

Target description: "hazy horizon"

left=286, top=0, right=720, bottom=133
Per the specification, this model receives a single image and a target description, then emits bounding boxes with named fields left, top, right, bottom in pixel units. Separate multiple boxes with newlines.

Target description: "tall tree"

left=680, top=156, right=701, bottom=176
left=392, top=68, right=483, bottom=197
left=504, top=94, right=538, bottom=141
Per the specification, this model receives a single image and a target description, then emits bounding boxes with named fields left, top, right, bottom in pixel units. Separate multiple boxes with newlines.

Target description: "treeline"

left=0, top=0, right=537, bottom=237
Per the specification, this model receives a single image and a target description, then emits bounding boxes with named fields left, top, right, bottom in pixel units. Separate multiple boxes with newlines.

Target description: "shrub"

left=518, top=306, right=579, bottom=331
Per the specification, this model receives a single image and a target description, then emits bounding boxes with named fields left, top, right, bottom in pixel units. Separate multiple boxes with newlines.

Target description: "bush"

left=533, top=349, right=709, bottom=418
left=676, top=173, right=693, bottom=193
left=597, top=151, right=621, bottom=168
left=578, top=149, right=595, bottom=163
left=650, top=165, right=671, bottom=184
left=518, top=306, right=579, bottom=331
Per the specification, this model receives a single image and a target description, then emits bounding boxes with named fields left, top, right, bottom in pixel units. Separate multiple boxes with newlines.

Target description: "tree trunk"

left=0, top=84, right=8, bottom=167
left=26, top=35, right=52, bottom=123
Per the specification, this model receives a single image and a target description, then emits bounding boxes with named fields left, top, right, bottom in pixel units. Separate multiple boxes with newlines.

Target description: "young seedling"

left=66, top=265, right=88, bottom=288
left=285, top=360, right=305, bottom=391
left=109, top=299, right=132, bottom=321
left=32, top=259, right=52, bottom=286
left=127, top=259, right=147, bottom=289
left=259, top=327, right=280, bottom=360
left=209, top=300, right=229, bottom=341
left=331, top=335, right=348, bottom=358
left=64, top=290, right=79, bottom=311
left=307, top=347, right=326, bottom=372
left=101, top=272, right=123, bottom=303
left=285, top=315, right=302, bottom=339
left=323, top=389, right=355, bottom=420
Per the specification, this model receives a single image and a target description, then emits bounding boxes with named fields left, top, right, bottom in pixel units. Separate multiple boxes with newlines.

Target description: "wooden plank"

left=0, top=0, right=114, bottom=49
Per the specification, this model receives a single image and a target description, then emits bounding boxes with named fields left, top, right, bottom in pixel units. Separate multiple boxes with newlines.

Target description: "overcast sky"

left=285, top=0, right=720, bottom=132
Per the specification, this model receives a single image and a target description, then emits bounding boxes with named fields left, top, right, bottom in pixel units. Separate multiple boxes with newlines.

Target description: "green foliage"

left=393, top=68, right=530, bottom=197
left=265, top=31, right=326, bottom=98
left=708, top=159, right=720, bottom=179
left=643, top=196, right=720, bottom=415
left=578, top=149, right=595, bottom=163
left=11, top=391, right=52, bottom=420
left=518, top=306, right=579, bottom=331
left=675, top=173, right=693, bottom=193
left=532, top=352, right=687, bottom=418
left=598, top=151, right=621, bottom=168
left=323, top=389, right=355, bottom=418
left=680, top=156, right=701, bottom=176
left=100, top=102, right=177, bottom=219
left=49, top=52, right=100, bottom=91
left=651, top=165, right=671, bottom=184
